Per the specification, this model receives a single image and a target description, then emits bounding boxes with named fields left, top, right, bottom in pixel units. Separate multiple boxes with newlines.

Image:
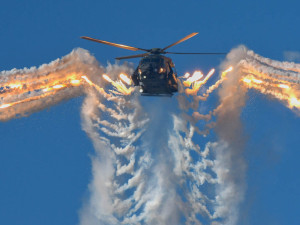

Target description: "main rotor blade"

left=115, top=53, right=149, bottom=60
left=81, top=36, right=149, bottom=52
left=165, top=52, right=226, bottom=55
left=162, top=32, right=199, bottom=51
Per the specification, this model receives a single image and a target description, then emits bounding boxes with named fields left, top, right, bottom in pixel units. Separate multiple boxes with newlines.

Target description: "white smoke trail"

left=79, top=88, right=151, bottom=224
left=0, top=48, right=103, bottom=121
left=284, top=51, right=300, bottom=62
left=209, top=45, right=300, bottom=225
left=2, top=45, right=300, bottom=225
left=79, top=66, right=241, bottom=225
left=232, top=45, right=300, bottom=111
left=173, top=46, right=300, bottom=225
left=77, top=53, right=246, bottom=224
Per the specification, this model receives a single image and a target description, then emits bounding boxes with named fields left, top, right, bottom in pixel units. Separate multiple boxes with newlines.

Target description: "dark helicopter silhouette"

left=81, top=33, right=225, bottom=96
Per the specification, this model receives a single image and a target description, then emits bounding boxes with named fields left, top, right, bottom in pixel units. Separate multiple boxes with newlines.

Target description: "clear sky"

left=1, top=0, right=300, bottom=224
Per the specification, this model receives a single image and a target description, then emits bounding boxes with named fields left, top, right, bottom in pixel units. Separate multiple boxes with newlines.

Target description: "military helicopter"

left=81, top=33, right=225, bottom=96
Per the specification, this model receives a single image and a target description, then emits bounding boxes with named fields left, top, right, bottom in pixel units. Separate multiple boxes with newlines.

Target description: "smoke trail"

left=237, top=45, right=300, bottom=111
left=0, top=48, right=231, bottom=224
left=1, top=47, right=237, bottom=224
left=79, top=88, right=220, bottom=224
left=79, top=88, right=150, bottom=224
left=0, top=48, right=104, bottom=121
left=284, top=51, right=300, bottom=62
left=174, top=46, right=300, bottom=224
left=2, top=45, right=300, bottom=225
left=210, top=45, right=300, bottom=225
left=78, top=61, right=242, bottom=225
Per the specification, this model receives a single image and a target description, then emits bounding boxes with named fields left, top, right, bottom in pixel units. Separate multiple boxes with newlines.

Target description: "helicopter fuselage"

left=81, top=32, right=225, bottom=96
left=132, top=54, right=178, bottom=96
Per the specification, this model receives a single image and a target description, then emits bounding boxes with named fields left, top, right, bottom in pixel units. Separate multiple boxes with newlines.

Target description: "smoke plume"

left=1, top=46, right=300, bottom=225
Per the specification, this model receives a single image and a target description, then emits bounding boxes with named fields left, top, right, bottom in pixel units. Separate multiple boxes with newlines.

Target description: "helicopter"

left=81, top=33, right=225, bottom=96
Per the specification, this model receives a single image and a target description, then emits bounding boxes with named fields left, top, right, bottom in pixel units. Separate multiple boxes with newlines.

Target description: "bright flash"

left=189, top=71, right=203, bottom=82
left=224, top=66, right=233, bottom=73
left=183, top=72, right=190, bottom=78
left=289, top=97, right=300, bottom=108
left=243, top=78, right=251, bottom=84
left=53, top=84, right=64, bottom=89
left=9, top=84, right=22, bottom=89
left=43, top=88, right=50, bottom=92
left=221, top=66, right=233, bottom=78
left=103, top=74, right=113, bottom=83
left=183, top=68, right=216, bottom=95
left=183, top=71, right=203, bottom=87
left=81, top=75, right=92, bottom=85
left=101, top=74, right=133, bottom=95
left=119, top=73, right=132, bottom=85
left=278, top=84, right=290, bottom=89
left=0, top=104, right=12, bottom=109
left=253, top=79, right=263, bottom=84
left=205, top=68, right=215, bottom=81
left=70, top=80, right=81, bottom=85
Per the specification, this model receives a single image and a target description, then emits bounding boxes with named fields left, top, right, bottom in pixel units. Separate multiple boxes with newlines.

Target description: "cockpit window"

left=141, top=58, right=161, bottom=63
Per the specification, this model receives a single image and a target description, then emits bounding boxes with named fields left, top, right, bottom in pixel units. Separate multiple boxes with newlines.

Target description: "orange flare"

left=81, top=75, right=92, bottom=85
left=81, top=75, right=107, bottom=96
left=204, top=68, right=215, bottom=82
left=224, top=66, right=233, bottom=73
left=101, top=74, right=133, bottom=95
left=9, top=84, right=22, bottom=89
left=188, top=71, right=203, bottom=82
left=278, top=84, right=290, bottom=89
left=183, top=72, right=190, bottom=78
left=43, top=87, right=51, bottom=92
left=70, top=80, right=81, bottom=85
left=241, top=73, right=300, bottom=110
left=183, top=71, right=204, bottom=87
left=289, top=97, right=300, bottom=108
left=192, top=69, right=215, bottom=91
left=0, top=103, right=12, bottom=109
left=103, top=74, right=113, bottom=83
left=242, top=78, right=251, bottom=84
left=252, top=79, right=263, bottom=84
left=184, top=68, right=216, bottom=95
left=222, top=66, right=233, bottom=78
left=0, top=73, right=86, bottom=112
left=119, top=73, right=132, bottom=85
left=53, top=84, right=64, bottom=89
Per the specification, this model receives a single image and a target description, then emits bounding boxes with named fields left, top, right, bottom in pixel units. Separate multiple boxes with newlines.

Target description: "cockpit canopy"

left=140, top=56, right=163, bottom=65
left=138, top=55, right=174, bottom=74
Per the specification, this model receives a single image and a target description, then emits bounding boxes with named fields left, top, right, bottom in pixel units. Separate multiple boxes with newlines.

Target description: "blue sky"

left=1, top=0, right=300, bottom=224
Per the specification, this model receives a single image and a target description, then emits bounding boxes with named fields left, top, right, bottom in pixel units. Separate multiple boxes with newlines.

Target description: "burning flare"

left=241, top=73, right=300, bottom=110
left=102, top=74, right=134, bottom=95
left=0, top=76, right=85, bottom=110
left=183, top=71, right=204, bottom=87
left=119, top=73, right=132, bottom=85
left=181, top=67, right=233, bottom=96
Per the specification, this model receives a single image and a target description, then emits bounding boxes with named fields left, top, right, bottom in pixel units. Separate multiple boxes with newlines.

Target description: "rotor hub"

left=150, top=48, right=163, bottom=54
